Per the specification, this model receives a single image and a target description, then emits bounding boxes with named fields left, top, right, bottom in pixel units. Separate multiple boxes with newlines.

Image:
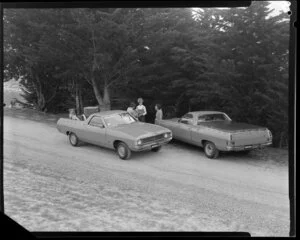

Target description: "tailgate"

left=232, top=129, right=269, bottom=146
left=57, top=118, right=83, bottom=133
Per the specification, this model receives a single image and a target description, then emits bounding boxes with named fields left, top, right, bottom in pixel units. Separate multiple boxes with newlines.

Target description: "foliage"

left=3, top=2, right=290, bottom=147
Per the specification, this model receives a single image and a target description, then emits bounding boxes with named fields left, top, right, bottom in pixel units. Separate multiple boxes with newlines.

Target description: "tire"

left=204, top=141, right=219, bottom=159
left=69, top=132, right=79, bottom=147
left=116, top=142, right=131, bottom=160
left=151, top=146, right=162, bottom=152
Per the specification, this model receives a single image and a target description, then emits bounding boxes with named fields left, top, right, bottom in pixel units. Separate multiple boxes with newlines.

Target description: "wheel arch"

left=201, top=139, right=209, bottom=147
left=201, top=139, right=221, bottom=150
left=113, top=140, right=123, bottom=149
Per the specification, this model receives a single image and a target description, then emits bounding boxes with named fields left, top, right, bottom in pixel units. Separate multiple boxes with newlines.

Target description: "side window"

left=180, top=119, right=189, bottom=124
left=182, top=113, right=193, bottom=119
left=198, top=115, right=210, bottom=122
left=89, top=116, right=104, bottom=128
left=180, top=113, right=194, bottom=125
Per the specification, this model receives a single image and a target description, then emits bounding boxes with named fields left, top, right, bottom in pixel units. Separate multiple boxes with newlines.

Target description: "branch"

left=96, top=8, right=122, bottom=18
left=107, top=60, right=139, bottom=88
left=106, top=74, right=122, bottom=89
left=112, top=8, right=122, bottom=16
left=83, top=72, right=93, bottom=86
left=91, top=28, right=100, bottom=72
left=46, top=85, right=59, bottom=104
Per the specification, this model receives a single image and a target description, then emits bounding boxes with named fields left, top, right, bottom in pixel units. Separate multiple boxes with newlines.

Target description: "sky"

left=268, top=1, right=290, bottom=16
left=193, top=1, right=291, bottom=18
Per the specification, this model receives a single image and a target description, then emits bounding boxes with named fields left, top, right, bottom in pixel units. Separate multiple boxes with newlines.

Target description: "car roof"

left=188, top=111, right=225, bottom=115
left=92, top=110, right=127, bottom=117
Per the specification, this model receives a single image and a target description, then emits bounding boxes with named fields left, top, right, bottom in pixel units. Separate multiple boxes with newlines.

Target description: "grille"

left=141, top=133, right=165, bottom=144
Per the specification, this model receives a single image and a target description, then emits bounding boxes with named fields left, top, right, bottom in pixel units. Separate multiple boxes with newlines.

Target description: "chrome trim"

left=141, top=133, right=167, bottom=144
left=226, top=141, right=272, bottom=151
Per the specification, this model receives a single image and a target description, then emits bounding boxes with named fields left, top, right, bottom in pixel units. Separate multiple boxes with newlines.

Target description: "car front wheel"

left=116, top=142, right=132, bottom=160
left=69, top=132, right=79, bottom=147
left=204, top=141, right=219, bottom=159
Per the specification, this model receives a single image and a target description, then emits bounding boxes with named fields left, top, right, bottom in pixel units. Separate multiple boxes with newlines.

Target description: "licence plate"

left=244, top=145, right=253, bottom=149
left=151, top=144, right=159, bottom=148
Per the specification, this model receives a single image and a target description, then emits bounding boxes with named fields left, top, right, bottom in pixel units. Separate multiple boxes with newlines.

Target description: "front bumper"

left=132, top=137, right=172, bottom=152
left=225, top=141, right=272, bottom=151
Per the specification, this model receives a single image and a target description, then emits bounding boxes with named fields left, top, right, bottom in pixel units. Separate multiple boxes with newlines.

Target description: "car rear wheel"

left=116, top=142, right=131, bottom=160
left=69, top=132, right=79, bottom=147
left=244, top=150, right=252, bottom=154
left=151, top=146, right=162, bottom=152
left=204, top=141, right=219, bottom=159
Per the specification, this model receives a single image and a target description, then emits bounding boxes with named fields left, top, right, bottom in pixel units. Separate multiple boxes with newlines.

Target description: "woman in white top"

left=136, top=97, right=147, bottom=122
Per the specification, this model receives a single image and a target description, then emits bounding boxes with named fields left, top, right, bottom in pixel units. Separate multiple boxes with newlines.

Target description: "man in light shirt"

left=136, top=97, right=147, bottom=122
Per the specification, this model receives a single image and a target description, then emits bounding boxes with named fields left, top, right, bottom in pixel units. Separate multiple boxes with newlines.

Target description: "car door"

left=81, top=116, right=107, bottom=147
left=190, top=114, right=213, bottom=147
left=190, top=125, right=206, bottom=147
left=174, top=113, right=194, bottom=142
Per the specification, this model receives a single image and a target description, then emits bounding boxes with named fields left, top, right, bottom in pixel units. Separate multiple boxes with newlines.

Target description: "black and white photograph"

left=2, top=1, right=295, bottom=237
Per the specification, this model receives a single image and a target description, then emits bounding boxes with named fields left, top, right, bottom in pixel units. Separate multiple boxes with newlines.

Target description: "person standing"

left=136, top=97, right=147, bottom=122
left=155, top=104, right=163, bottom=123
left=69, top=108, right=80, bottom=121
left=127, top=102, right=138, bottom=118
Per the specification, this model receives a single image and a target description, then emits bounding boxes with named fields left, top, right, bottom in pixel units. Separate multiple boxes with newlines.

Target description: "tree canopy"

left=3, top=2, right=290, bottom=147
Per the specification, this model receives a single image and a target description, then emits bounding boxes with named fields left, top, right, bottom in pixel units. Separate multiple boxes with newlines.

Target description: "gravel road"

left=3, top=114, right=290, bottom=236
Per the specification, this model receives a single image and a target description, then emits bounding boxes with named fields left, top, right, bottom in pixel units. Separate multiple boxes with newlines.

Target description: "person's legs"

left=139, top=115, right=145, bottom=122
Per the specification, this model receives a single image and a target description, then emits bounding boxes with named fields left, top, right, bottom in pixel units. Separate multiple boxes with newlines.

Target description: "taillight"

left=267, top=130, right=272, bottom=141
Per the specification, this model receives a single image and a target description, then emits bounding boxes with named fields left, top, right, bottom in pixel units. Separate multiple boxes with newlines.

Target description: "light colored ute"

left=57, top=110, right=172, bottom=160
left=156, top=111, right=272, bottom=159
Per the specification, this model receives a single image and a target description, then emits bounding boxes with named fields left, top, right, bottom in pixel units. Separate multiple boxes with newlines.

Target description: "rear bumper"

left=225, top=141, right=272, bottom=151
left=132, top=137, right=172, bottom=152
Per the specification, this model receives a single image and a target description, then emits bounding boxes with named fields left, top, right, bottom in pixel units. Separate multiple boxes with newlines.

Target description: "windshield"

left=103, top=112, right=137, bottom=127
left=197, top=113, right=231, bottom=124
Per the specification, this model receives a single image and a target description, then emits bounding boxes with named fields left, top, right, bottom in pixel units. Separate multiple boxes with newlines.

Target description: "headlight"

left=164, top=132, right=172, bottom=138
left=137, top=139, right=142, bottom=145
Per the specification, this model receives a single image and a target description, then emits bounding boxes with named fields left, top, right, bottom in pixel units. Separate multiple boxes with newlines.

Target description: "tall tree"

left=58, top=8, right=141, bottom=111
left=191, top=1, right=289, bottom=147
left=4, top=9, right=67, bottom=111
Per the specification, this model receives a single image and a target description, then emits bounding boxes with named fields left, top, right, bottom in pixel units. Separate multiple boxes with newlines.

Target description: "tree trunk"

left=91, top=74, right=104, bottom=108
left=75, top=82, right=83, bottom=115
left=90, top=29, right=105, bottom=110
left=279, top=131, right=286, bottom=148
left=79, top=85, right=83, bottom=114
left=31, top=70, right=46, bottom=111
left=102, top=84, right=111, bottom=111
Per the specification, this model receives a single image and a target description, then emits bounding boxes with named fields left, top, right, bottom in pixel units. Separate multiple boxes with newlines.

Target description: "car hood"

left=113, top=122, right=170, bottom=138
left=198, top=121, right=267, bottom=132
